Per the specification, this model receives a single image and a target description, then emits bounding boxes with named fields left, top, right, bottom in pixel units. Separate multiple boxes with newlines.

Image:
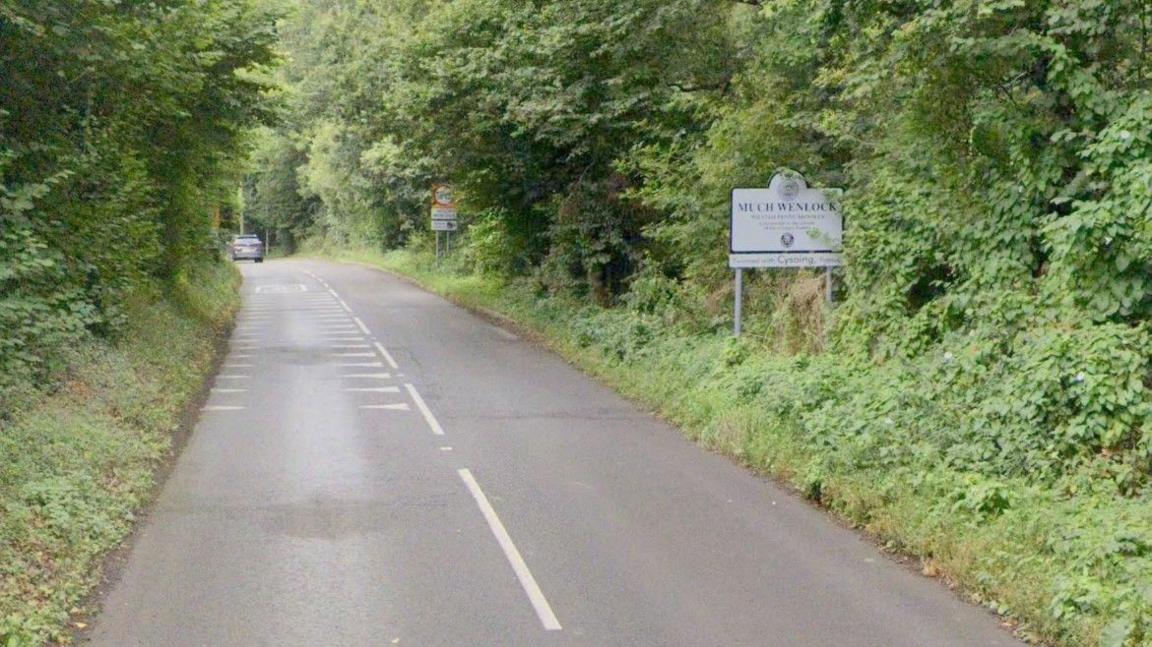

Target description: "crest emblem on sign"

left=780, top=233, right=795, bottom=248
left=778, top=177, right=801, bottom=201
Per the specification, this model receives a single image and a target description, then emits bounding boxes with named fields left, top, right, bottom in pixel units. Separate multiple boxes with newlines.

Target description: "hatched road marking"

left=344, top=387, right=401, bottom=393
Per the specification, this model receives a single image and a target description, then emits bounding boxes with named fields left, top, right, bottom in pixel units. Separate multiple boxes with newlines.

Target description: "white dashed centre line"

left=458, top=468, right=562, bottom=632
left=404, top=384, right=444, bottom=435
left=374, top=342, right=400, bottom=370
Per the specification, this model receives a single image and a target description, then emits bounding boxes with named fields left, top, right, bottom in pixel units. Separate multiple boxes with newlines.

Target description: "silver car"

left=230, top=234, right=264, bottom=262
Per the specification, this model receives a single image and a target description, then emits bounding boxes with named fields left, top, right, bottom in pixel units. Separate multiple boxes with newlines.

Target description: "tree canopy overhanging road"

left=3, top=1, right=1151, bottom=645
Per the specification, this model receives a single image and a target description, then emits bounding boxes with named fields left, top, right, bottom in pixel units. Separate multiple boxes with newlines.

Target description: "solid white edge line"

left=404, top=383, right=444, bottom=435
left=457, top=469, right=562, bottom=631
left=374, top=342, right=400, bottom=369
left=353, top=316, right=371, bottom=335
left=339, top=300, right=353, bottom=312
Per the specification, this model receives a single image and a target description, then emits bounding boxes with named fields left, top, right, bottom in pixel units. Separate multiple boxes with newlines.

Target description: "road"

left=87, top=259, right=1020, bottom=646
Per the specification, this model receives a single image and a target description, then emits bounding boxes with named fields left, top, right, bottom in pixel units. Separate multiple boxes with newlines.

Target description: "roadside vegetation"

left=0, top=262, right=239, bottom=644
left=253, top=1, right=1152, bottom=645
left=1, top=1, right=274, bottom=643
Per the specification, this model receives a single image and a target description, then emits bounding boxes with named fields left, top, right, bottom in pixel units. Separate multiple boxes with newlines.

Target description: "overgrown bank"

left=312, top=243, right=1150, bottom=647
left=0, top=261, right=239, bottom=646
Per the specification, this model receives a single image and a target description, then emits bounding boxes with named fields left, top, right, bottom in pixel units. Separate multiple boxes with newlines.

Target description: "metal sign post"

left=734, top=268, right=744, bottom=336
left=431, top=183, right=458, bottom=263
left=729, top=171, right=844, bottom=336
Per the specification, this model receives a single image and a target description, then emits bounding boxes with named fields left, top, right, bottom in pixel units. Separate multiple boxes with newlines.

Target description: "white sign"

left=432, top=220, right=458, bottom=231
left=431, top=206, right=458, bottom=221
left=729, top=253, right=842, bottom=268
left=729, top=173, right=842, bottom=268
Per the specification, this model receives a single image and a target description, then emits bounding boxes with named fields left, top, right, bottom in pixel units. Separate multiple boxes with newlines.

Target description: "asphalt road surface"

left=87, top=259, right=1022, bottom=647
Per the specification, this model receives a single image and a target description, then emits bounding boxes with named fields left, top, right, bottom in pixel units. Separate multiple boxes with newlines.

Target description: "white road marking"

left=440, top=446, right=453, bottom=451
left=339, top=300, right=353, bottom=312
left=327, top=344, right=371, bottom=349
left=210, top=388, right=248, bottom=393
left=404, top=384, right=444, bottom=435
left=330, top=352, right=377, bottom=358
left=254, top=284, right=307, bottom=294
left=337, top=362, right=385, bottom=367
left=353, top=317, right=371, bottom=335
left=231, top=354, right=254, bottom=359
left=457, top=469, right=562, bottom=631
left=344, top=387, right=401, bottom=393
left=374, top=342, right=400, bottom=369
left=359, top=403, right=411, bottom=411
left=225, top=363, right=254, bottom=368
left=203, top=405, right=245, bottom=411
left=342, top=373, right=392, bottom=379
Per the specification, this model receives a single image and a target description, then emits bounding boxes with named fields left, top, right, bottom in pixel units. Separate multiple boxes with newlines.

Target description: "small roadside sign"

left=433, top=184, right=454, bottom=207
left=431, top=184, right=458, bottom=262
left=431, top=206, right=458, bottom=221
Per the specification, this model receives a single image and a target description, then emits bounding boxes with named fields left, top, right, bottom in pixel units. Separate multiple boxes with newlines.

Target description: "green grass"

left=0, top=260, right=240, bottom=645
left=310, top=243, right=1152, bottom=647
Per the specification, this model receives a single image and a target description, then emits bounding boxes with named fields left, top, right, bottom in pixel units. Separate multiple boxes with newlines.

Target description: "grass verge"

left=310, top=243, right=1151, bottom=647
left=0, top=260, right=240, bottom=645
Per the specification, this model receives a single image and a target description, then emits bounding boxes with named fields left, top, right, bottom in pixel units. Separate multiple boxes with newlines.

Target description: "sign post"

left=431, top=184, right=458, bottom=264
left=729, top=171, right=843, bottom=336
